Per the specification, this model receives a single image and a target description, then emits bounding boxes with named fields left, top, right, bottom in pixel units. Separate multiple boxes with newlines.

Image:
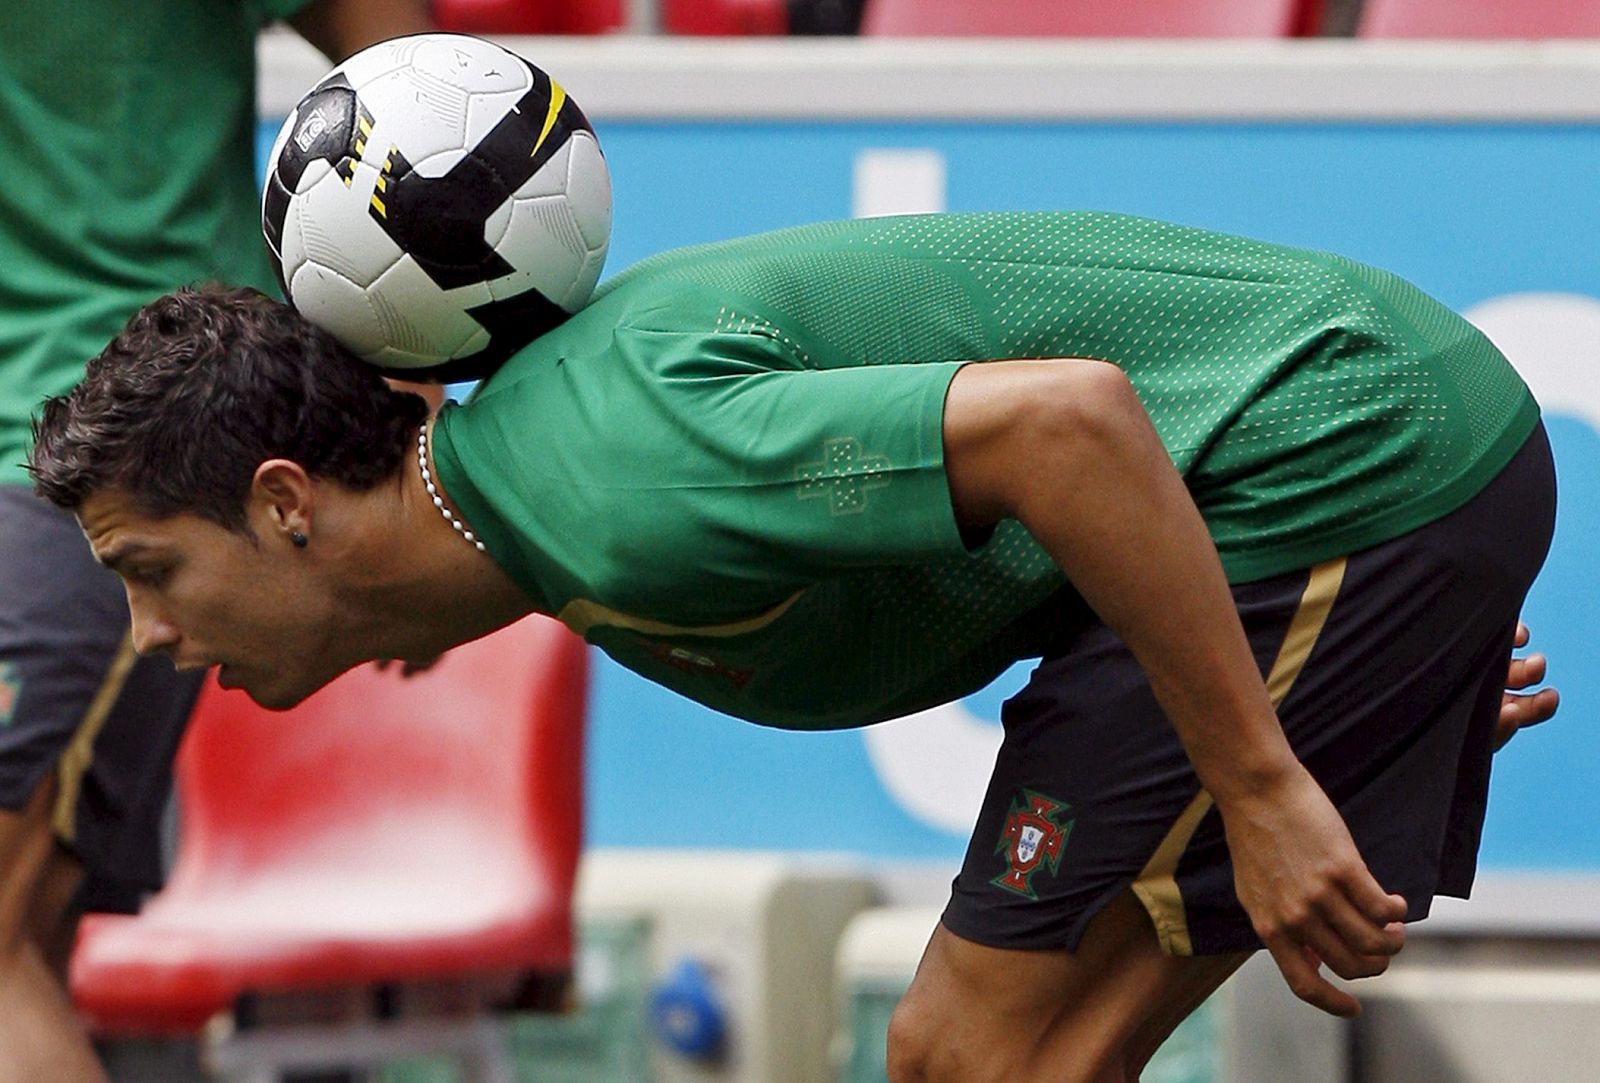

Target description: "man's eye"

left=132, top=567, right=171, bottom=588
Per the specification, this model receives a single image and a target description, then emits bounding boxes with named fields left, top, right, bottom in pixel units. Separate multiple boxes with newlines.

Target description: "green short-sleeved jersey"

left=0, top=0, right=305, bottom=485
left=433, top=212, right=1539, bottom=730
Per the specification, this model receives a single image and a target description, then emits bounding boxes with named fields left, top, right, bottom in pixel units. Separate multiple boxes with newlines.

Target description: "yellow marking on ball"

left=532, top=81, right=567, bottom=157
left=370, top=193, right=387, bottom=216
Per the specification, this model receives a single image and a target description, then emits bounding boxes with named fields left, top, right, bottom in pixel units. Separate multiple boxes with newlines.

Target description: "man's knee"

left=884, top=993, right=929, bottom=1083
left=886, top=989, right=1126, bottom=1083
left=888, top=987, right=1058, bottom=1083
left=889, top=985, right=1002, bottom=1083
left=886, top=992, right=990, bottom=1083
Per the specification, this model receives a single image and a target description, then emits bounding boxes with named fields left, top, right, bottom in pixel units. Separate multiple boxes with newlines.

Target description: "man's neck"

left=328, top=424, right=539, bottom=665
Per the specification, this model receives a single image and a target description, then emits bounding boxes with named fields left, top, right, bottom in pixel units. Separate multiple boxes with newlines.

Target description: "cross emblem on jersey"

left=796, top=437, right=891, bottom=515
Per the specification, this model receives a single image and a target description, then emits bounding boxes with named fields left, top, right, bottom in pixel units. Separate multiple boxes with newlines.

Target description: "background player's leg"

left=0, top=776, right=109, bottom=1083
left=886, top=890, right=1239, bottom=1083
left=0, top=487, right=204, bottom=1080
left=30, top=844, right=88, bottom=982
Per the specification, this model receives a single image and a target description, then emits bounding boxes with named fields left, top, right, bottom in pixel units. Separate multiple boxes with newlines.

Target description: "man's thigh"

left=889, top=891, right=1247, bottom=1083
left=0, top=776, right=65, bottom=951
left=0, top=770, right=85, bottom=966
left=0, top=486, right=201, bottom=912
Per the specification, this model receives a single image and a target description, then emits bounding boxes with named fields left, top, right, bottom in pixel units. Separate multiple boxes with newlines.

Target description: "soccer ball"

left=261, top=34, right=612, bottom=382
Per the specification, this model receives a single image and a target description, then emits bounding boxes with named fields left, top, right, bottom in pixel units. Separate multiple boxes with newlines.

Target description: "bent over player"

left=32, top=212, right=1558, bottom=1082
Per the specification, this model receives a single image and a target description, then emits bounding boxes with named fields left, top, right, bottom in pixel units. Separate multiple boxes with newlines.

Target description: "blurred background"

left=72, top=1, right=1600, bottom=1080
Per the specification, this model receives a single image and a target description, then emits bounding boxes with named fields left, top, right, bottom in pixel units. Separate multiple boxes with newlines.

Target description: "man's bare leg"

left=30, top=840, right=88, bottom=984
left=887, top=891, right=1270, bottom=1083
left=0, top=775, right=109, bottom=1083
left=1121, top=945, right=1250, bottom=1080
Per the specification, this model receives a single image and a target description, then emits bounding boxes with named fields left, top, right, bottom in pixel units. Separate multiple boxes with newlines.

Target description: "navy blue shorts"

left=0, top=486, right=201, bottom=913
left=942, top=422, right=1557, bottom=956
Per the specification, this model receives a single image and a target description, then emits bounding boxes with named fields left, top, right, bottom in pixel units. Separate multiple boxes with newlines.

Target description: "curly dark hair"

left=29, top=285, right=428, bottom=532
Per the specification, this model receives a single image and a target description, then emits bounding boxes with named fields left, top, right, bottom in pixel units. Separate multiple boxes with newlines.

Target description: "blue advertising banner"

left=259, top=118, right=1600, bottom=870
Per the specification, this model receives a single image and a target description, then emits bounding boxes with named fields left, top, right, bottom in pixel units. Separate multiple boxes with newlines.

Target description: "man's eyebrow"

left=94, top=542, right=148, bottom=572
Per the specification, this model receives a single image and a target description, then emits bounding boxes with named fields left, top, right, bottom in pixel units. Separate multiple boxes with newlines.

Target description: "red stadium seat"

left=431, top=0, right=624, bottom=35
left=1360, top=0, right=1600, bottom=38
left=861, top=0, right=1323, bottom=37
left=70, top=615, right=587, bottom=1037
left=661, top=0, right=789, bottom=35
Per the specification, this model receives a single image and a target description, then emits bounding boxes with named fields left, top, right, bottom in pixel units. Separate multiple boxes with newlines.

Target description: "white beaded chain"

left=417, top=427, right=487, bottom=553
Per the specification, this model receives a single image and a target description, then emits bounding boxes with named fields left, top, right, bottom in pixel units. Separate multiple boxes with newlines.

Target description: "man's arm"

left=288, top=0, right=431, bottom=63
left=942, top=357, right=1407, bottom=1018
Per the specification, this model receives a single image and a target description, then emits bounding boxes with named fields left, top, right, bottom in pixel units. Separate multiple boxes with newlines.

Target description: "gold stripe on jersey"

left=558, top=590, right=803, bottom=640
left=1132, top=557, right=1347, bottom=957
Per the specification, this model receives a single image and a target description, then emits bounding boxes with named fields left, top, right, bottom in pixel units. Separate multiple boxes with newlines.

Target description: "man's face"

left=78, top=488, right=348, bottom=709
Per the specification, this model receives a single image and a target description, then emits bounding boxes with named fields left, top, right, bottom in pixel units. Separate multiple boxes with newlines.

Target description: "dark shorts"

left=942, top=422, right=1557, bottom=957
left=0, top=485, right=201, bottom=913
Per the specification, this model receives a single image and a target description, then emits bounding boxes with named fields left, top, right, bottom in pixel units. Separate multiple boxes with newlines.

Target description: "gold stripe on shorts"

left=1131, top=557, right=1348, bottom=956
left=52, top=631, right=139, bottom=843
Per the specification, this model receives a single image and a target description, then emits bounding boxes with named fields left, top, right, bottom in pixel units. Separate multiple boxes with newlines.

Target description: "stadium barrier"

left=577, top=850, right=877, bottom=1083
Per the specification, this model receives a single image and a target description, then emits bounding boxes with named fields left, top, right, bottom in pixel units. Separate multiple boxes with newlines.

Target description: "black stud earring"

left=290, top=530, right=308, bottom=549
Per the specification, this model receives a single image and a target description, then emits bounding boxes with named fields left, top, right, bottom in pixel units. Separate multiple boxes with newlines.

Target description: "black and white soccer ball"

left=262, top=34, right=611, bottom=382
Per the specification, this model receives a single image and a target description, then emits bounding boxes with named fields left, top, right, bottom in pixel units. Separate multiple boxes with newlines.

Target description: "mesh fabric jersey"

left=433, top=211, right=1538, bottom=730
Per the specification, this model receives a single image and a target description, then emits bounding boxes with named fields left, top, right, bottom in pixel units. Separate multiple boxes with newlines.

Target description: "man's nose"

left=128, top=597, right=180, bottom=656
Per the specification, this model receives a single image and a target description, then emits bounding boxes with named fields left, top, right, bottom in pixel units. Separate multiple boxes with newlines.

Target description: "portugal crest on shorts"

left=0, top=662, right=19, bottom=728
left=991, top=789, right=1074, bottom=900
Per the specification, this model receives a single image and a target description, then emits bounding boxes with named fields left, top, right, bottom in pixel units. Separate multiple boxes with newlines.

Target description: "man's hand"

left=1219, top=764, right=1407, bottom=1018
left=1497, top=621, right=1559, bottom=751
left=1226, top=618, right=1557, bottom=1013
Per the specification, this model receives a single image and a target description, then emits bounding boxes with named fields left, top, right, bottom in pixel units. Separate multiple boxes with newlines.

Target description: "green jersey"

left=0, top=0, right=305, bottom=485
left=433, top=212, right=1538, bottom=730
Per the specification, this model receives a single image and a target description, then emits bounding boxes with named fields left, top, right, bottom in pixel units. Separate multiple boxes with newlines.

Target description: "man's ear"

left=249, top=459, right=316, bottom=546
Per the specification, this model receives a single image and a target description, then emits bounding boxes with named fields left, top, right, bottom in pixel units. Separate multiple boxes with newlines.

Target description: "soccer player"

left=31, top=212, right=1559, bottom=1082
left=0, top=3, right=427, bottom=1080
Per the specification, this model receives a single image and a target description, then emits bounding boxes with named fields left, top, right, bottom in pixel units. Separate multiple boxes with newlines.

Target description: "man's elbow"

left=1026, top=360, right=1142, bottom=455
left=944, top=357, right=1142, bottom=526
left=1007, top=360, right=1146, bottom=511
